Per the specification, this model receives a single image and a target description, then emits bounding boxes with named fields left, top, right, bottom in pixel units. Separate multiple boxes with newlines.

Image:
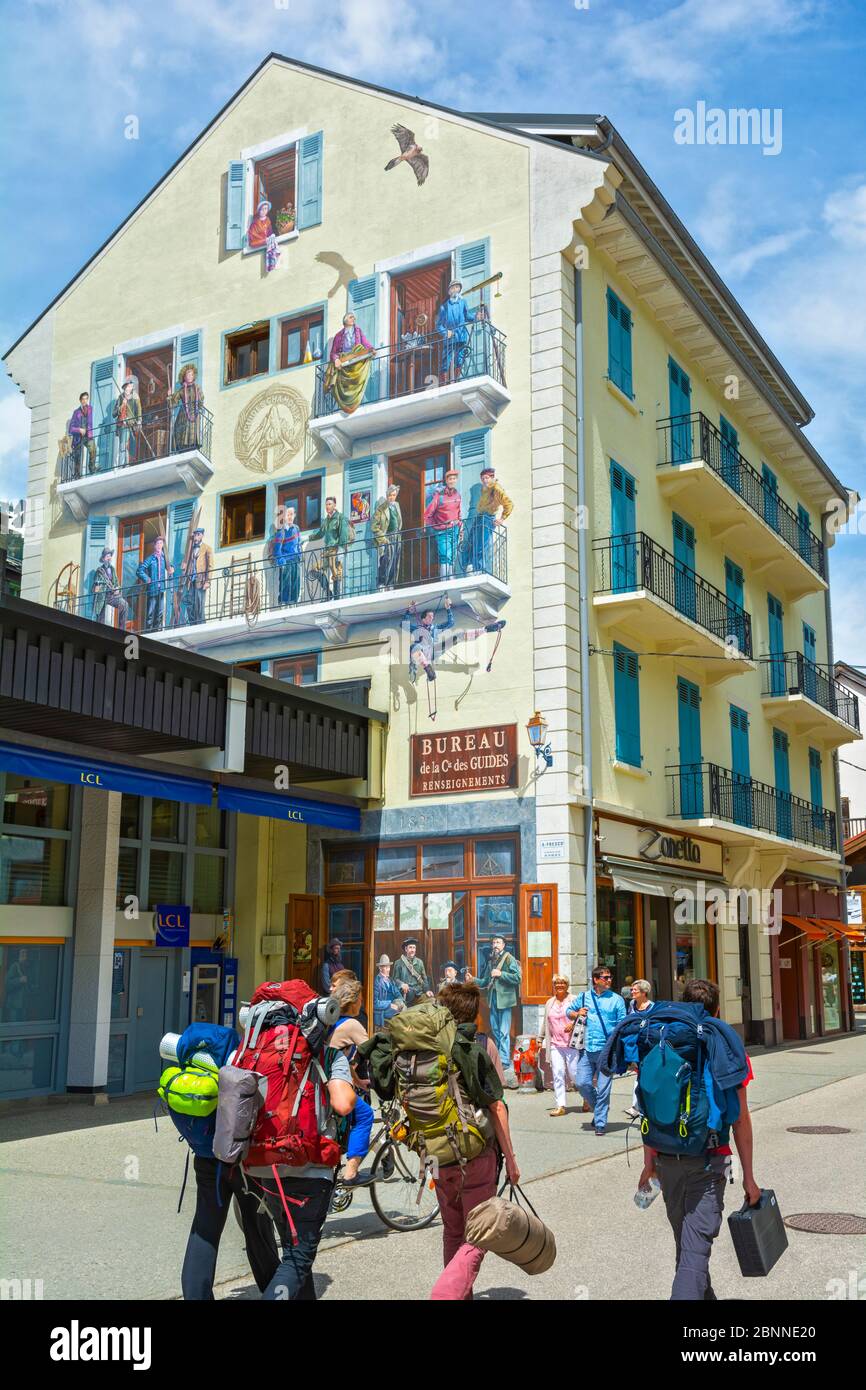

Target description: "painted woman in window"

left=247, top=200, right=280, bottom=272
left=170, top=364, right=205, bottom=453
left=324, top=313, right=374, bottom=414
left=112, top=379, right=142, bottom=467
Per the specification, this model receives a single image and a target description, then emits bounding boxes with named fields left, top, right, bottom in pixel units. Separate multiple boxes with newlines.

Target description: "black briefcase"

left=727, top=1189, right=788, bottom=1276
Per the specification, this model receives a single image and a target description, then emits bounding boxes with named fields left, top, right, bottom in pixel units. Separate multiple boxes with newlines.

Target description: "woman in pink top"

left=539, top=974, right=579, bottom=1116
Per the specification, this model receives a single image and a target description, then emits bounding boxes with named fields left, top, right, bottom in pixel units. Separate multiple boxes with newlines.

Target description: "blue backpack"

left=158, top=1023, right=239, bottom=1159
left=634, top=1008, right=741, bottom=1157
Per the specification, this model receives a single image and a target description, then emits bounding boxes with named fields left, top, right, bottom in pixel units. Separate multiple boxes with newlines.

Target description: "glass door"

left=119, top=510, right=166, bottom=632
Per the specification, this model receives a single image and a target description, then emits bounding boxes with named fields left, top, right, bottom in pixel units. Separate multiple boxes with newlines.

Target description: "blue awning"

left=217, top=784, right=360, bottom=830
left=0, top=741, right=213, bottom=805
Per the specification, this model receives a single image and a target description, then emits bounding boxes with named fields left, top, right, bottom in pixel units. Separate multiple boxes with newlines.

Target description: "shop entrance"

left=598, top=879, right=718, bottom=1003
left=778, top=922, right=804, bottom=1039
left=108, top=947, right=184, bottom=1094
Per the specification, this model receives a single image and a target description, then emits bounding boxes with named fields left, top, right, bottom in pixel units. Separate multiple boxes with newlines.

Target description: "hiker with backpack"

left=358, top=981, right=520, bottom=1301
left=566, top=964, right=627, bottom=1135
left=157, top=1022, right=279, bottom=1301
left=599, top=977, right=759, bottom=1301
left=329, top=976, right=375, bottom=1185
left=211, top=980, right=356, bottom=1301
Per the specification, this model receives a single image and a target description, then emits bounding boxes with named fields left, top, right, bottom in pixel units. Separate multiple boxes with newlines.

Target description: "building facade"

left=2, top=58, right=859, bottom=1100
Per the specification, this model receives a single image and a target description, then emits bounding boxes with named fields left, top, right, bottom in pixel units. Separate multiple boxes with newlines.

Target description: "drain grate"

left=787, top=1125, right=851, bottom=1135
left=784, top=1213, right=866, bottom=1235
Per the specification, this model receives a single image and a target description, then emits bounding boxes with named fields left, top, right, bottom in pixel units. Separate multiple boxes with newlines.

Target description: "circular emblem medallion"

left=234, top=385, right=309, bottom=474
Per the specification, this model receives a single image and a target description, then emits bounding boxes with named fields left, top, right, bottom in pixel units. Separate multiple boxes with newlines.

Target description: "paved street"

left=1, top=1025, right=863, bottom=1302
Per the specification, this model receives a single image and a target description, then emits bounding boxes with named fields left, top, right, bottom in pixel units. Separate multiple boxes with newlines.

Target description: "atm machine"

left=189, top=947, right=239, bottom=1030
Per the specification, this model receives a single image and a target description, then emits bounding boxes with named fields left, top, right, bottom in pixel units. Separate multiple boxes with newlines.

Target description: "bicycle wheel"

left=369, top=1141, right=439, bottom=1232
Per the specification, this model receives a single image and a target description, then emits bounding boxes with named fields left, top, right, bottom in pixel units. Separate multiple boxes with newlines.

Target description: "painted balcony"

left=56, top=521, right=509, bottom=653
left=58, top=404, right=214, bottom=520
left=656, top=414, right=826, bottom=600
left=667, top=761, right=837, bottom=855
left=308, top=325, right=509, bottom=457
left=593, top=532, right=754, bottom=683
left=760, top=653, right=861, bottom=747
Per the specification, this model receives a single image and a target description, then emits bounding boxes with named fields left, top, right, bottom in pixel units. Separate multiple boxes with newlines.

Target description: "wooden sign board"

left=410, top=724, right=518, bottom=797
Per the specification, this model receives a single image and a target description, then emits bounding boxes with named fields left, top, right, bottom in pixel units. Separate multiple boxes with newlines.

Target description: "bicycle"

left=329, top=1099, right=440, bottom=1233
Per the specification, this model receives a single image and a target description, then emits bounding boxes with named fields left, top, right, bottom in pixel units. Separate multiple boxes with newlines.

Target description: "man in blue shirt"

left=567, top=964, right=627, bottom=1136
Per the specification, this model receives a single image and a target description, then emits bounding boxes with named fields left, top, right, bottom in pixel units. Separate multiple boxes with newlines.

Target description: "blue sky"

left=1, top=0, right=865, bottom=654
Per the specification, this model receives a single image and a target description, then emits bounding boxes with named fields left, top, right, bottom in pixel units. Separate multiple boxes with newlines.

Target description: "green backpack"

left=389, top=1002, right=492, bottom=1171
left=158, top=1059, right=220, bottom=1118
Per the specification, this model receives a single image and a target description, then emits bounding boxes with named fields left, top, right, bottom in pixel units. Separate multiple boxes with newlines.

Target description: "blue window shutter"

left=803, top=623, right=816, bottom=664
left=613, top=643, right=641, bottom=766
left=83, top=514, right=112, bottom=620
left=90, top=355, right=120, bottom=473
left=343, top=456, right=376, bottom=594
left=809, top=747, right=823, bottom=810
left=298, top=132, right=323, bottom=230
left=797, top=504, right=811, bottom=561
left=455, top=239, right=490, bottom=295
left=225, top=161, right=246, bottom=252
left=346, top=274, right=378, bottom=348
left=168, top=499, right=196, bottom=576
left=607, top=289, right=622, bottom=390
left=454, top=428, right=489, bottom=521
left=176, top=330, right=202, bottom=384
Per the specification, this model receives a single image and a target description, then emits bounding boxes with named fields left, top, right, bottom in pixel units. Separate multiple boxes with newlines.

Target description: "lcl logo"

left=79, top=772, right=104, bottom=786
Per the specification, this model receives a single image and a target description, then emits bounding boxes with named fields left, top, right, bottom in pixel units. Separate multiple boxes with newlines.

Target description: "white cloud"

left=823, top=180, right=866, bottom=248
left=723, top=226, right=810, bottom=277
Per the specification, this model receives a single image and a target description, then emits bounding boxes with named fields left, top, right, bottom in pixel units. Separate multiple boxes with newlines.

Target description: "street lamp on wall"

left=526, top=710, right=553, bottom=772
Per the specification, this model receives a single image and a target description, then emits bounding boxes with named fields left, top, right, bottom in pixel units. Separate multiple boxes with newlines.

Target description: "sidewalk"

left=1, top=1026, right=863, bottom=1301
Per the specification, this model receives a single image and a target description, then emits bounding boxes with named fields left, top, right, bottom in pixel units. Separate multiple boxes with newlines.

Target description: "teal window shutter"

left=346, top=274, right=378, bottom=401
left=90, top=355, right=120, bottom=473
left=613, top=643, right=641, bottom=766
left=225, top=161, right=246, bottom=252
left=797, top=504, right=811, bottom=561
left=344, top=457, right=376, bottom=593
left=454, top=428, right=489, bottom=522
left=298, top=132, right=323, bottom=230
left=809, top=747, right=823, bottom=810
left=455, top=239, right=490, bottom=294
left=175, top=330, right=202, bottom=384
left=83, top=515, right=112, bottom=620
left=607, top=289, right=632, bottom=397
left=168, top=499, right=196, bottom=575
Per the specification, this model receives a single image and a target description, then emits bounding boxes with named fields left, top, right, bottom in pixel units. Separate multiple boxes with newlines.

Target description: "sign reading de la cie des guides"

left=410, top=724, right=518, bottom=797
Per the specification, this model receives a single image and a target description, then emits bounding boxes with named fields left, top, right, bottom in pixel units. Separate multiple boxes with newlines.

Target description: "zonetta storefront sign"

left=410, top=724, right=518, bottom=797
left=597, top=816, right=724, bottom=878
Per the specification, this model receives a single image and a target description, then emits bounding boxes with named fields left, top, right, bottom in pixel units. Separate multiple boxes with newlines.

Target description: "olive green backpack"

left=388, top=1002, right=492, bottom=1171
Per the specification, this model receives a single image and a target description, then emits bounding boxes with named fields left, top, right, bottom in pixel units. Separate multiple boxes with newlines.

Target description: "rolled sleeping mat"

left=464, top=1190, right=557, bottom=1275
left=158, top=1032, right=218, bottom=1070
left=237, top=994, right=340, bottom=1032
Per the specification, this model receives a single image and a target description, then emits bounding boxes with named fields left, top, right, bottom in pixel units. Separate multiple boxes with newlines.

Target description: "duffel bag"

left=464, top=1183, right=556, bottom=1275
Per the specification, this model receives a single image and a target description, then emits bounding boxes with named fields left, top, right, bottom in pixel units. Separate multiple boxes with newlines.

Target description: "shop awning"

left=605, top=860, right=727, bottom=899
left=782, top=915, right=829, bottom=941
left=821, top=920, right=865, bottom=944
left=217, top=784, right=360, bottom=831
left=0, top=739, right=212, bottom=805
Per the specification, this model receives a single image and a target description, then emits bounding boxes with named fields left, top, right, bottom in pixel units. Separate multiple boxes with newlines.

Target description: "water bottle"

left=634, top=1176, right=661, bottom=1210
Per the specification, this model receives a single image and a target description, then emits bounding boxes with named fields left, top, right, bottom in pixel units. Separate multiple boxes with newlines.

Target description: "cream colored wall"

left=584, top=246, right=842, bottom=817
left=233, top=814, right=307, bottom=1004
left=33, top=59, right=537, bottom=820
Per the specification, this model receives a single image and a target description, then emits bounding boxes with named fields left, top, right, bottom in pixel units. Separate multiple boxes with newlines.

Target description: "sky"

left=1, top=0, right=865, bottom=655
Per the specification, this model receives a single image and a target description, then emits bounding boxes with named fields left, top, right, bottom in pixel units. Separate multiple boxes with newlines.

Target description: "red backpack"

left=234, top=980, right=341, bottom=1173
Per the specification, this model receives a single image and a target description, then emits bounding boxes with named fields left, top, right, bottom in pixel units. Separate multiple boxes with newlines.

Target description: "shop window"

left=150, top=798, right=181, bottom=843
left=0, top=1036, right=55, bottom=1093
left=597, top=884, right=638, bottom=994
left=253, top=147, right=297, bottom=237
left=194, top=804, right=225, bottom=850
left=221, top=487, right=266, bottom=547
left=475, top=894, right=517, bottom=973
left=148, top=849, right=184, bottom=908
left=119, top=794, right=139, bottom=839
left=0, top=835, right=67, bottom=907
left=0, top=944, right=62, bottom=1025
left=116, top=846, right=138, bottom=910
left=398, top=894, right=425, bottom=936
left=2, top=776, right=68, bottom=830
left=474, top=838, right=516, bottom=878
left=193, top=855, right=225, bottom=914
left=376, top=844, right=416, bottom=883
left=277, top=479, right=322, bottom=533
left=674, top=922, right=711, bottom=998
left=225, top=323, right=270, bottom=384
left=820, top=942, right=842, bottom=1031
left=271, top=653, right=319, bottom=686
left=280, top=309, right=324, bottom=368
left=327, top=847, right=368, bottom=887
left=373, top=894, right=396, bottom=931
left=422, top=843, right=464, bottom=879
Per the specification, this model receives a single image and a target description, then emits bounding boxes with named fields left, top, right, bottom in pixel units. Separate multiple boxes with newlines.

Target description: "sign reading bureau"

left=410, top=724, right=518, bottom=797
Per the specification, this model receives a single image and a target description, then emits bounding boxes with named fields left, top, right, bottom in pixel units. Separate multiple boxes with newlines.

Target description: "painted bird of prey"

left=384, top=125, right=429, bottom=186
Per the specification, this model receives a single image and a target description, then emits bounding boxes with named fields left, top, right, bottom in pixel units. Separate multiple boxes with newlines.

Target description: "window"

left=0, top=775, right=71, bottom=908
left=606, top=288, right=633, bottom=398
left=474, top=838, right=516, bottom=878
left=116, top=794, right=229, bottom=916
left=376, top=845, right=416, bottom=882
left=277, top=478, right=322, bottom=533
left=271, top=653, right=319, bottom=686
left=327, top=846, right=368, bottom=886
left=221, top=487, right=266, bottom=547
left=613, top=643, right=641, bottom=767
left=422, top=843, right=465, bottom=879
left=253, top=148, right=296, bottom=237
left=280, top=309, right=324, bottom=369
left=225, top=323, right=270, bottom=384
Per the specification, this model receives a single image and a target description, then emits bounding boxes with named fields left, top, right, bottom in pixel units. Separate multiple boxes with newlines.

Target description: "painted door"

left=762, top=464, right=779, bottom=532
left=673, top=514, right=697, bottom=621
left=677, top=678, right=704, bottom=817
left=720, top=416, right=740, bottom=492
left=725, top=558, right=746, bottom=652
left=390, top=444, right=449, bottom=584
left=389, top=257, right=450, bottom=393
left=125, top=343, right=173, bottom=461
left=668, top=359, right=692, bottom=463
left=773, top=728, right=792, bottom=839
left=610, top=461, right=636, bottom=591
left=768, top=594, right=785, bottom=695
left=286, top=894, right=322, bottom=990
left=132, top=952, right=170, bottom=1090
left=803, top=622, right=818, bottom=701
left=119, top=510, right=167, bottom=632
left=730, top=705, right=751, bottom=827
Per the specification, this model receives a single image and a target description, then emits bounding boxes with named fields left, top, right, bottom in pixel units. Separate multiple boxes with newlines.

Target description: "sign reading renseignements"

left=410, top=724, right=518, bottom=797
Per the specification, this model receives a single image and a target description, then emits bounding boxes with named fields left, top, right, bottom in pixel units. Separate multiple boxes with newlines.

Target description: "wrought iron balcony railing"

left=667, top=761, right=837, bottom=851
left=593, top=531, right=753, bottom=657
left=53, top=520, right=507, bottom=632
left=761, top=652, right=860, bottom=730
left=656, top=412, right=825, bottom=579
left=312, top=323, right=507, bottom=418
left=60, top=401, right=214, bottom=482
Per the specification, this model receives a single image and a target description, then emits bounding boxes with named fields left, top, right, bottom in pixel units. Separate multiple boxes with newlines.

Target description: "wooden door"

left=287, top=894, right=322, bottom=989
left=119, top=510, right=166, bottom=631
left=389, top=445, right=449, bottom=583
left=519, top=883, right=558, bottom=1004
left=126, top=344, right=174, bottom=460
left=389, top=258, right=450, bottom=394
left=778, top=923, right=802, bottom=1040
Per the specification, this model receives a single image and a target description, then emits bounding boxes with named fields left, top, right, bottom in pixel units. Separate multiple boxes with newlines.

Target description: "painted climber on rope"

left=404, top=597, right=506, bottom=704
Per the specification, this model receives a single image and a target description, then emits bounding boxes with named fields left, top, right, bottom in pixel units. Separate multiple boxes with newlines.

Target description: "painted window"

left=226, top=132, right=323, bottom=254
left=224, top=323, right=270, bottom=384
left=606, top=288, right=633, bottom=397
left=221, top=487, right=266, bottom=546
left=276, top=477, right=322, bottom=533
left=253, top=148, right=296, bottom=235
left=613, top=643, right=641, bottom=767
left=271, top=653, right=319, bottom=686
left=280, top=309, right=325, bottom=369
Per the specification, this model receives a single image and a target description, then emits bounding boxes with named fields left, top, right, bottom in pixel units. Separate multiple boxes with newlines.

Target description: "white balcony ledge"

left=58, top=449, right=213, bottom=521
